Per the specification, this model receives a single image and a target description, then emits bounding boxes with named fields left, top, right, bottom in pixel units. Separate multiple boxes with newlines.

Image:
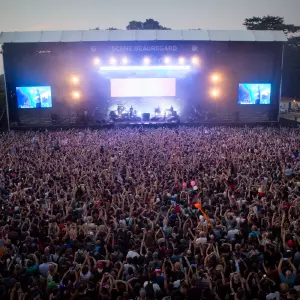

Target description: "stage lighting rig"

left=72, top=91, right=81, bottom=99
left=121, top=57, right=129, bottom=65
left=211, top=73, right=221, bottom=83
left=143, top=57, right=151, bottom=65
left=93, top=57, right=101, bottom=65
left=99, top=65, right=191, bottom=71
left=164, top=56, right=171, bottom=64
left=178, top=56, right=186, bottom=64
left=210, top=88, right=220, bottom=98
left=191, top=56, right=200, bottom=66
left=71, top=76, right=79, bottom=84
left=109, top=57, right=117, bottom=65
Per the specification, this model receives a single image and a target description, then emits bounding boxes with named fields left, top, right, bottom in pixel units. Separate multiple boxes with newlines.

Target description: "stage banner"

left=88, top=41, right=205, bottom=56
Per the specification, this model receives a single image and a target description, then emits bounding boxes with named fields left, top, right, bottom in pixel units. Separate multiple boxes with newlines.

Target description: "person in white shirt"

left=196, top=231, right=207, bottom=245
left=227, top=225, right=239, bottom=242
left=126, top=249, right=140, bottom=259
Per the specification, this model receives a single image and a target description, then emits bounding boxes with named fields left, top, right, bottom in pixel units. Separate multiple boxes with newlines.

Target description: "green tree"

left=244, top=16, right=300, bottom=98
left=243, top=16, right=300, bottom=34
left=92, top=27, right=120, bottom=30
left=126, top=19, right=170, bottom=30
left=92, top=19, right=170, bottom=31
left=126, top=21, right=144, bottom=30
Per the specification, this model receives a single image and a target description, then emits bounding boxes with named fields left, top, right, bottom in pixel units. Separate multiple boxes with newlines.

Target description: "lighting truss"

left=99, top=65, right=191, bottom=71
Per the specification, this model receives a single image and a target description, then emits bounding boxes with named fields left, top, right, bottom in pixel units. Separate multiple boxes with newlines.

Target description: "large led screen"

left=17, top=86, right=52, bottom=108
left=238, top=83, right=271, bottom=105
left=111, top=78, right=176, bottom=97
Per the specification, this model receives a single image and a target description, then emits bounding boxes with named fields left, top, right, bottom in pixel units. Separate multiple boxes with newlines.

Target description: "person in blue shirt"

left=278, top=258, right=297, bottom=287
left=248, top=225, right=260, bottom=240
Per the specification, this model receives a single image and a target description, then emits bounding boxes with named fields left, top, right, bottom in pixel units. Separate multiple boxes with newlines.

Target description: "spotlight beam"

left=72, top=91, right=81, bottom=99
left=71, top=76, right=79, bottom=84
left=210, top=89, right=220, bottom=98
left=109, top=57, right=117, bottom=65
left=93, top=57, right=101, bottom=65
left=143, top=57, right=151, bottom=65
left=178, top=57, right=186, bottom=64
left=164, top=56, right=171, bottom=64
left=121, top=57, right=129, bottom=64
left=211, top=73, right=221, bottom=82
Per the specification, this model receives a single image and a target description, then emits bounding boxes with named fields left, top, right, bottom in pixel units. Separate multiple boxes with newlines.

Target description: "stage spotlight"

left=191, top=56, right=200, bottom=65
left=121, top=57, right=129, bottom=65
left=93, top=57, right=101, bottom=65
left=99, top=65, right=191, bottom=71
left=72, top=91, right=81, bottom=99
left=210, top=88, right=220, bottom=98
left=178, top=56, right=185, bottom=64
left=164, top=56, right=171, bottom=64
left=71, top=76, right=79, bottom=84
left=211, top=73, right=220, bottom=83
left=143, top=57, right=151, bottom=65
left=109, top=57, right=117, bottom=65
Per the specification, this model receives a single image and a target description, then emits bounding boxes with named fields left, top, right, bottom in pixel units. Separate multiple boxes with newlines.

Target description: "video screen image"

left=238, top=83, right=271, bottom=104
left=111, top=78, right=176, bottom=98
left=17, top=86, right=52, bottom=108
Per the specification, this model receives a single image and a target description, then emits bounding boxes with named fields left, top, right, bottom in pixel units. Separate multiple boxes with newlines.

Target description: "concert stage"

left=0, top=29, right=287, bottom=130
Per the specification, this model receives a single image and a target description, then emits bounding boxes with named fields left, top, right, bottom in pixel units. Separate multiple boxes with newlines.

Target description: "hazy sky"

left=0, top=0, right=299, bottom=73
left=1, top=0, right=299, bottom=31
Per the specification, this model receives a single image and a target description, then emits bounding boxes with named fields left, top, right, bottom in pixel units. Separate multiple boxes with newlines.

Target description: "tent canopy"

left=0, top=29, right=287, bottom=44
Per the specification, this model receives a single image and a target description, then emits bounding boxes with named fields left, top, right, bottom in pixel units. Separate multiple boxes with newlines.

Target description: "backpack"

left=145, top=282, right=155, bottom=298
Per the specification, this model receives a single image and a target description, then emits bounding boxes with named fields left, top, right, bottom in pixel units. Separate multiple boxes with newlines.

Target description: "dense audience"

left=0, top=126, right=300, bottom=300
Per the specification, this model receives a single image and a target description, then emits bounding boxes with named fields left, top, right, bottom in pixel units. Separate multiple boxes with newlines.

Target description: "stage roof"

left=0, top=30, right=287, bottom=44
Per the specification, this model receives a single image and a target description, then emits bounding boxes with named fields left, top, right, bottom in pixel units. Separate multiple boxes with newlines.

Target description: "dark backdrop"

left=2, top=41, right=283, bottom=124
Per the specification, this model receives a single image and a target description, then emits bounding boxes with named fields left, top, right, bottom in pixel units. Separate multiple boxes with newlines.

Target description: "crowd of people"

left=0, top=126, right=300, bottom=300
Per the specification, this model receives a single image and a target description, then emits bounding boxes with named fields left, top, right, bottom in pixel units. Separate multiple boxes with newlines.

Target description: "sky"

left=0, top=0, right=300, bottom=73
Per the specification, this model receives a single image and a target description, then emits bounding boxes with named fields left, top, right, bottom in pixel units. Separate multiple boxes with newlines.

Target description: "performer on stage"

left=154, top=107, right=161, bottom=115
left=129, top=106, right=133, bottom=117
left=117, top=104, right=123, bottom=116
left=255, top=86, right=261, bottom=104
left=35, top=89, right=41, bottom=108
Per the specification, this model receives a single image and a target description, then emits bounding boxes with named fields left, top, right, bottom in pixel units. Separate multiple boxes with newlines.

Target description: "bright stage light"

left=178, top=57, right=186, bottom=64
left=93, top=57, right=101, bottom=65
left=211, top=73, right=220, bottom=83
left=164, top=56, right=171, bottom=64
left=210, top=88, right=220, bottom=98
left=109, top=57, right=117, bottom=65
left=121, top=57, right=129, bottom=65
left=191, top=56, right=200, bottom=65
left=143, top=57, right=151, bottom=65
left=71, top=76, right=79, bottom=84
left=99, top=65, right=191, bottom=71
left=72, top=91, right=81, bottom=99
